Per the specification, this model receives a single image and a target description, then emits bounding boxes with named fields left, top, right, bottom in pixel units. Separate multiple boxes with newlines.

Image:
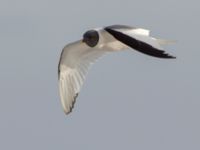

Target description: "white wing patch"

left=131, top=28, right=150, bottom=36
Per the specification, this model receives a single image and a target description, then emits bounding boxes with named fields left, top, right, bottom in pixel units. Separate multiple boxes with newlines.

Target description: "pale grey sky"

left=0, top=0, right=200, bottom=149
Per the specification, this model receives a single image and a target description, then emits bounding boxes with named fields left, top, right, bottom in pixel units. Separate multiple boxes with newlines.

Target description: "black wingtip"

left=159, top=54, right=176, bottom=59
left=169, top=56, right=176, bottom=59
left=161, top=52, right=176, bottom=59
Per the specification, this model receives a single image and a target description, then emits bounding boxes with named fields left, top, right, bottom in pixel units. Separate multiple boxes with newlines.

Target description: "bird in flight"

left=58, top=25, right=176, bottom=114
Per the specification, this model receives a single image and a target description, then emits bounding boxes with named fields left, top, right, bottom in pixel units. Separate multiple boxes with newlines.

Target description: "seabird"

left=58, top=25, right=176, bottom=114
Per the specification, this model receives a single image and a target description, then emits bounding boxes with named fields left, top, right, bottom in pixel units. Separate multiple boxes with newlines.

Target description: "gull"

left=58, top=25, right=176, bottom=114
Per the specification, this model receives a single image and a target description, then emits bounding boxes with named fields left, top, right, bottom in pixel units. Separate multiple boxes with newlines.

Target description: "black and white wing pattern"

left=58, top=40, right=107, bottom=114
left=58, top=25, right=176, bottom=115
left=104, top=25, right=176, bottom=58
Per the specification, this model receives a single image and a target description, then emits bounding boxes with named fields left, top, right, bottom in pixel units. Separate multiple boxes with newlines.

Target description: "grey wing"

left=58, top=40, right=107, bottom=114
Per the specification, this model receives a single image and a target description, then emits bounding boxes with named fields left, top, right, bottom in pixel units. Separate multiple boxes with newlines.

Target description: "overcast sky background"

left=0, top=0, right=200, bottom=149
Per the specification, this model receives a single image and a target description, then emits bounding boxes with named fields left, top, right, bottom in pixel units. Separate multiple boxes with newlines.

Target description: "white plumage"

left=58, top=25, right=175, bottom=114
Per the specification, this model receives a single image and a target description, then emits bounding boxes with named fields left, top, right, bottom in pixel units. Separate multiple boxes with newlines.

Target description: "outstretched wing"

left=104, top=25, right=176, bottom=59
left=58, top=40, right=107, bottom=114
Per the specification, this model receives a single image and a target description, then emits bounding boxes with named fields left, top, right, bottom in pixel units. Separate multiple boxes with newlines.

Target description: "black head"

left=82, top=30, right=99, bottom=47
